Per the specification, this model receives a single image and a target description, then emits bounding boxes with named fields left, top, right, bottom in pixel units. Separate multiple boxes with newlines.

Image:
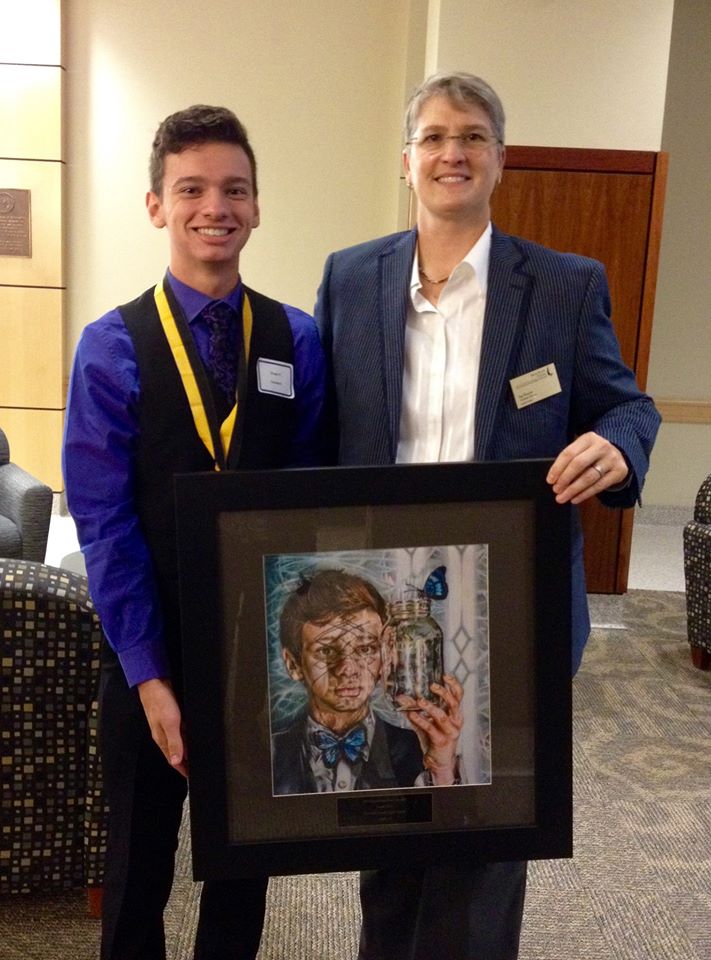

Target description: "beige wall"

left=433, top=0, right=674, bottom=149
left=643, top=0, right=711, bottom=506
left=65, top=0, right=675, bottom=338
left=65, top=0, right=411, bottom=334
left=62, top=0, right=705, bottom=507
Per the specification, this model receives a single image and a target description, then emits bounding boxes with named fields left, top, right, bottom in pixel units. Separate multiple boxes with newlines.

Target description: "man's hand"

left=397, top=674, right=464, bottom=785
left=137, top=678, right=188, bottom=777
left=547, top=431, right=629, bottom=505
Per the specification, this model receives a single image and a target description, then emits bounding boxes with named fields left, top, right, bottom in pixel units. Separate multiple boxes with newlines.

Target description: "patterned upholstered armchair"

left=0, top=427, right=53, bottom=562
left=0, top=559, right=108, bottom=901
left=683, top=473, right=711, bottom=669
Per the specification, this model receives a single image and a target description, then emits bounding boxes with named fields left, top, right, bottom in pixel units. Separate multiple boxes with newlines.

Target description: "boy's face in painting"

left=282, top=608, right=385, bottom=729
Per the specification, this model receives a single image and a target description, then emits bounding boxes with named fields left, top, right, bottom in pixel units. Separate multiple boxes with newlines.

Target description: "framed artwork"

left=175, top=460, right=572, bottom=879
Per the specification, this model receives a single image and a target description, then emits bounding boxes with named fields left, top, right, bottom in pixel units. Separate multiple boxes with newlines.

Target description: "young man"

left=315, top=73, right=661, bottom=959
left=63, top=106, right=326, bottom=960
left=272, top=568, right=463, bottom=794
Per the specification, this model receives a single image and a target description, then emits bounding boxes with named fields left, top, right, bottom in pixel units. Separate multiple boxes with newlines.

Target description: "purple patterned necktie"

left=202, top=301, right=237, bottom=401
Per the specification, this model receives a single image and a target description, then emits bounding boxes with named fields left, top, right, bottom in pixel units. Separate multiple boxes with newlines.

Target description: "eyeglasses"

left=406, top=132, right=502, bottom=154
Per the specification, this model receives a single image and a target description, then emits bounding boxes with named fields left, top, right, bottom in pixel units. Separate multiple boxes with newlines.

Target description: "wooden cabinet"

left=491, top=147, right=668, bottom=593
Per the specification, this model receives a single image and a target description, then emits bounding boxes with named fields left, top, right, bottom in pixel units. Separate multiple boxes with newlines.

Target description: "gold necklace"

left=419, top=267, right=450, bottom=285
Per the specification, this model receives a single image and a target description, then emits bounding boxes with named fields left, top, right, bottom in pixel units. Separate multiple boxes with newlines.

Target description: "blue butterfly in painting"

left=422, top=565, right=448, bottom=600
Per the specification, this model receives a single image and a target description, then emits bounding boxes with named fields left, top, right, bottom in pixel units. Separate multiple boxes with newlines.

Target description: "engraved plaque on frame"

left=0, top=189, right=32, bottom=258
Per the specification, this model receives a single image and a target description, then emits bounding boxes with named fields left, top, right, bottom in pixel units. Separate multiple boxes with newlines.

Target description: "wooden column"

left=0, top=1, right=65, bottom=491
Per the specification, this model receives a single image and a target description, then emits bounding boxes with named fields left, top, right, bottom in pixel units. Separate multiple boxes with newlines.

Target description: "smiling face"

left=403, top=94, right=505, bottom=231
left=282, top=608, right=385, bottom=732
left=146, top=141, right=260, bottom=296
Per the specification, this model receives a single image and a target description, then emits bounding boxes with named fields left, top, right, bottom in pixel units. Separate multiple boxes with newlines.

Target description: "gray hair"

left=404, top=71, right=506, bottom=145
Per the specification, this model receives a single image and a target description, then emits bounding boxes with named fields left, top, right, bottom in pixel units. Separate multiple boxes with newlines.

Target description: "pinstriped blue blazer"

left=314, top=226, right=661, bottom=672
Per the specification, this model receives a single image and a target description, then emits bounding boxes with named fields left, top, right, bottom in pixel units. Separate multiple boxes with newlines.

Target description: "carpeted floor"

left=2, top=589, right=709, bottom=960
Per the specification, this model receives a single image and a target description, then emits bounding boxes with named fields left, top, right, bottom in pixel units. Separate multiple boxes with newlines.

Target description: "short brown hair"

left=280, top=569, right=387, bottom=658
left=148, top=104, right=257, bottom=195
left=404, top=71, right=505, bottom=145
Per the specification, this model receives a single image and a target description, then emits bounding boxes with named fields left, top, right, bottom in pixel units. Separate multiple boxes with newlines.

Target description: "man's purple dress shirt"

left=63, top=272, right=326, bottom=687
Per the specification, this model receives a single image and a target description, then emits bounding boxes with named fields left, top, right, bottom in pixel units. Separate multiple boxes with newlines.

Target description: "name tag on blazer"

left=257, top=358, right=295, bottom=398
left=510, top=363, right=561, bottom=409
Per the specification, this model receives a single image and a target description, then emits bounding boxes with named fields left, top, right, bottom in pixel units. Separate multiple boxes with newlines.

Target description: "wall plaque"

left=0, top=190, right=32, bottom=258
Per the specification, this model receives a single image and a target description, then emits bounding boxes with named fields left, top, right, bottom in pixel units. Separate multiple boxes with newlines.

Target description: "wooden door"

left=491, top=147, right=667, bottom=593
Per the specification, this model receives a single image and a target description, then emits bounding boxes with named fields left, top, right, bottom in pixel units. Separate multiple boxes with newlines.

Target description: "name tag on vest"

left=257, top=358, right=294, bottom=398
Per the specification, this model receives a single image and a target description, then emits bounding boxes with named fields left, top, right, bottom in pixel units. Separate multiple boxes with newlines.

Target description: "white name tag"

left=257, top=358, right=294, bottom=398
left=509, top=363, right=561, bottom=409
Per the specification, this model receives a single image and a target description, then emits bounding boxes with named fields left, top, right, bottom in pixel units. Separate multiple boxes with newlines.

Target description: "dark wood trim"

left=504, top=146, right=657, bottom=174
left=615, top=509, right=635, bottom=593
left=635, top=151, right=669, bottom=388
left=87, top=885, right=103, bottom=919
left=691, top=646, right=711, bottom=670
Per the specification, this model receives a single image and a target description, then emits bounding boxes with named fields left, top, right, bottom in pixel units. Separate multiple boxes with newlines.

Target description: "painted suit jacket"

left=271, top=710, right=425, bottom=795
left=315, top=226, right=661, bottom=672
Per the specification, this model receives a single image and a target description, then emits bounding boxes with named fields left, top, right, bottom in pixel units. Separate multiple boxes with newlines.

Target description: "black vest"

left=119, top=284, right=296, bottom=678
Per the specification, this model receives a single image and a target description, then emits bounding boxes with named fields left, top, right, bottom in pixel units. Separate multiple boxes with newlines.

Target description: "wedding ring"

left=592, top=463, right=605, bottom=481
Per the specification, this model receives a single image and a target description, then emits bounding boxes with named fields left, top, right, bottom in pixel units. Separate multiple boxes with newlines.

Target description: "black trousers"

left=358, top=860, right=527, bottom=960
left=99, top=647, right=268, bottom=960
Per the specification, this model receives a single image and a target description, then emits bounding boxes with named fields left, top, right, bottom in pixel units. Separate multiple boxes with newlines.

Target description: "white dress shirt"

left=306, top=711, right=376, bottom=793
left=304, top=710, right=435, bottom=792
left=397, top=225, right=492, bottom=464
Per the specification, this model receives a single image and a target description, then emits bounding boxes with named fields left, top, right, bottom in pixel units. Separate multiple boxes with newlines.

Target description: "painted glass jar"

left=384, top=598, right=444, bottom=710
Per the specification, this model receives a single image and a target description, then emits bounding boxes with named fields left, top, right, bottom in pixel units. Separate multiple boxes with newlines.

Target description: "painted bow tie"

left=312, top=725, right=367, bottom=767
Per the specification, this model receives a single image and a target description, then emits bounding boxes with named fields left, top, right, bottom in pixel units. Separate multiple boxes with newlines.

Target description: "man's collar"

left=166, top=269, right=243, bottom=322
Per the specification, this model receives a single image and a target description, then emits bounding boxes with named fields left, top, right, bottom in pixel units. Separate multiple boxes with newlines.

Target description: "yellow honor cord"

left=154, top=280, right=253, bottom=469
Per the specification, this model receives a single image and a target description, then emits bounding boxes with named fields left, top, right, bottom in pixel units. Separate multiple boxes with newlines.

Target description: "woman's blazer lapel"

left=376, top=229, right=418, bottom=462
left=475, top=228, right=533, bottom=460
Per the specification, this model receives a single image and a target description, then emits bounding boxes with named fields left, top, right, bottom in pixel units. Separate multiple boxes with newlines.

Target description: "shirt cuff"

left=118, top=641, right=172, bottom=688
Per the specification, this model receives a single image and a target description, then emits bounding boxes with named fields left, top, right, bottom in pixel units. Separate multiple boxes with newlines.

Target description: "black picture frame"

left=175, top=459, right=572, bottom=880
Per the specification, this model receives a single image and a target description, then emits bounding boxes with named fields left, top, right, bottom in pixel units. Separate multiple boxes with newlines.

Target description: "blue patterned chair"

left=683, top=473, right=711, bottom=670
left=0, top=558, right=108, bottom=905
left=0, top=427, right=53, bottom=562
